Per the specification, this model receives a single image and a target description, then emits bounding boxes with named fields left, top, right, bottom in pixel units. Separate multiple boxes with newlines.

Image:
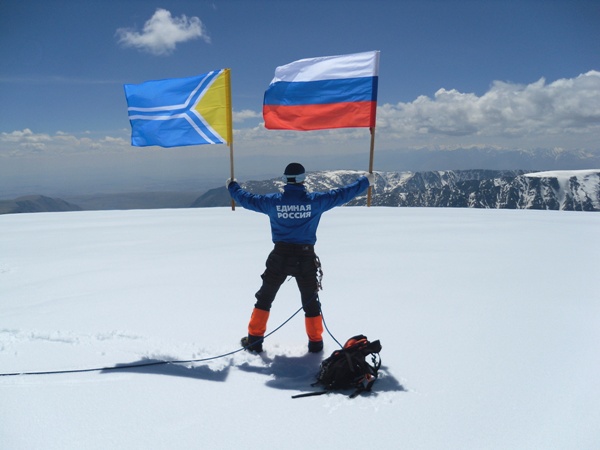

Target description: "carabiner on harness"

left=315, top=255, right=323, bottom=291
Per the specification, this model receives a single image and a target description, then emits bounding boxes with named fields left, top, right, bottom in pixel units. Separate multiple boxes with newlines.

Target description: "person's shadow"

left=101, top=352, right=406, bottom=397
left=100, top=358, right=232, bottom=381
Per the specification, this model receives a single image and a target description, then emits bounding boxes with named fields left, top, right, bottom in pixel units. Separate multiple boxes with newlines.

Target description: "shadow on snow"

left=100, top=358, right=231, bottom=382
left=239, top=353, right=406, bottom=397
left=101, top=353, right=406, bottom=397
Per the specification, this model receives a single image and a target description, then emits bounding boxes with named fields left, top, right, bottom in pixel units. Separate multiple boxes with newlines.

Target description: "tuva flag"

left=263, top=51, right=379, bottom=131
left=124, top=69, right=232, bottom=147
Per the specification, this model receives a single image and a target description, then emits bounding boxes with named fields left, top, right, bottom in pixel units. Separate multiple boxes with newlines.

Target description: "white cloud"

left=377, top=71, right=600, bottom=144
left=0, top=129, right=50, bottom=152
left=0, top=129, right=130, bottom=156
left=116, top=8, right=209, bottom=56
left=3, top=72, right=599, bottom=160
left=227, top=71, right=600, bottom=153
left=233, top=109, right=261, bottom=122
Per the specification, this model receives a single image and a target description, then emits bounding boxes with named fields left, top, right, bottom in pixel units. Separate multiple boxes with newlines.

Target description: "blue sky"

left=1, top=0, right=599, bottom=196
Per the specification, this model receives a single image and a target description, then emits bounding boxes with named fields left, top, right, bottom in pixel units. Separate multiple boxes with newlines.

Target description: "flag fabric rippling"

left=125, top=69, right=232, bottom=148
left=263, top=51, right=379, bottom=131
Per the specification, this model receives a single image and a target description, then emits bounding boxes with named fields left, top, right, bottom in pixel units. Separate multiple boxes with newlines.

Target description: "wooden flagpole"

left=229, top=141, right=235, bottom=211
left=223, top=68, right=235, bottom=211
left=367, top=126, right=376, bottom=207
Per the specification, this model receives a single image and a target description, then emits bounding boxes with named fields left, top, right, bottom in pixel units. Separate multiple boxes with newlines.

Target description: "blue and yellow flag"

left=124, top=69, right=232, bottom=147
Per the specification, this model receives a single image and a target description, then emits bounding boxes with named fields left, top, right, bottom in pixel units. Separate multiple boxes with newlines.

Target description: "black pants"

left=254, top=242, right=321, bottom=317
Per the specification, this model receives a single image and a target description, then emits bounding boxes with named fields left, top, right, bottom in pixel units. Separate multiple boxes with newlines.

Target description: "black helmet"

left=283, top=162, right=306, bottom=183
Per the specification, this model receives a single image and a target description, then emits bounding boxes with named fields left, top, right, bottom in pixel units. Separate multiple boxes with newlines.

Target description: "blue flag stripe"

left=126, top=71, right=220, bottom=112
left=264, top=77, right=377, bottom=106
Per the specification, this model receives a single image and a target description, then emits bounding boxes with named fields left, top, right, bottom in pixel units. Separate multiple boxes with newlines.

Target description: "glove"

left=226, top=178, right=237, bottom=189
left=365, top=172, right=375, bottom=186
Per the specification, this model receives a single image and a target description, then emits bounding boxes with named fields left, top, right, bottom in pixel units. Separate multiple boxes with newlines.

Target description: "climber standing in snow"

left=226, top=163, right=374, bottom=353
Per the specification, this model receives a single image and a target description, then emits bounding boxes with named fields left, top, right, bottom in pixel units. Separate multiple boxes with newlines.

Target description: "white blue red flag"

left=263, top=51, right=379, bottom=131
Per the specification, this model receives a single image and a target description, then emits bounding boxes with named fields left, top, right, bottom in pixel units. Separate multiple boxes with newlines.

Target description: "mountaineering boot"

left=241, top=334, right=264, bottom=353
left=305, top=315, right=324, bottom=353
left=308, top=340, right=323, bottom=353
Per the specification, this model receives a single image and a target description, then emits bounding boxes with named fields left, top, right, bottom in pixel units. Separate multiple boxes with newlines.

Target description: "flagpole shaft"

left=229, top=142, right=236, bottom=211
left=367, top=127, right=376, bottom=207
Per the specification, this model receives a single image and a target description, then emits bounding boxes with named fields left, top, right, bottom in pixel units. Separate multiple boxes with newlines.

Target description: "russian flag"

left=263, top=51, right=380, bottom=131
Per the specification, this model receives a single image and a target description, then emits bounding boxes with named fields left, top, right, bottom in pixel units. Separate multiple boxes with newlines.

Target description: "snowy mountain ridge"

left=196, top=169, right=600, bottom=211
left=2, top=170, right=598, bottom=214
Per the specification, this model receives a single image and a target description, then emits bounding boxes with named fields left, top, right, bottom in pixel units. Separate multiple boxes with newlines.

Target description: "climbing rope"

left=1, top=277, right=346, bottom=378
left=0, top=301, right=336, bottom=377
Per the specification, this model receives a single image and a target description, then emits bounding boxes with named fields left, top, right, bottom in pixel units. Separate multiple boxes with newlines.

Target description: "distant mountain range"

left=192, top=169, right=600, bottom=211
left=0, top=192, right=201, bottom=215
left=2, top=169, right=599, bottom=214
left=0, top=195, right=82, bottom=215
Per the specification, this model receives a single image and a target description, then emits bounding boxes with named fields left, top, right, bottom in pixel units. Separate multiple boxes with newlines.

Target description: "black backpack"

left=293, top=335, right=382, bottom=399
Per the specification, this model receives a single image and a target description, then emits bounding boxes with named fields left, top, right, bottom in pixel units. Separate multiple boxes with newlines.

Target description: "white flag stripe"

left=271, top=51, right=379, bottom=84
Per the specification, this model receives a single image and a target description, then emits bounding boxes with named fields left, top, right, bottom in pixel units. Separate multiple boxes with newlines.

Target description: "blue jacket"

left=228, top=177, right=369, bottom=245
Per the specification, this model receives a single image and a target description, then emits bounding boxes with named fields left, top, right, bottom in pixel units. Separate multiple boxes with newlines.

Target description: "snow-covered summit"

left=1, top=207, right=599, bottom=449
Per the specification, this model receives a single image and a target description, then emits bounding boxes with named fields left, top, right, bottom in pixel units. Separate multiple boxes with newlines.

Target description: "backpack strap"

left=363, top=339, right=382, bottom=354
left=349, top=387, right=366, bottom=399
left=293, top=387, right=371, bottom=399
left=292, top=390, right=329, bottom=399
